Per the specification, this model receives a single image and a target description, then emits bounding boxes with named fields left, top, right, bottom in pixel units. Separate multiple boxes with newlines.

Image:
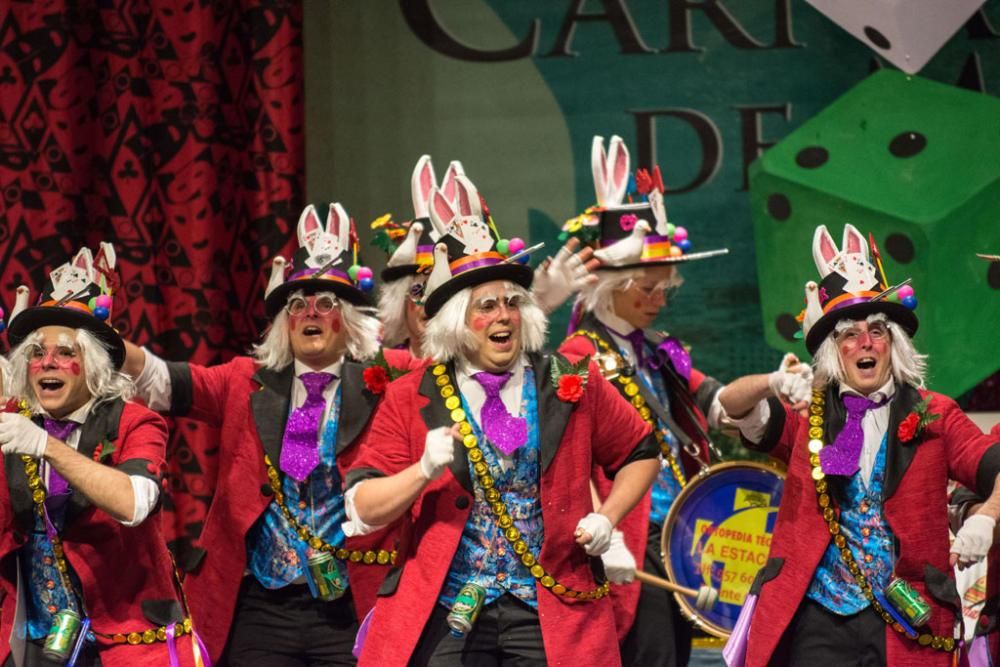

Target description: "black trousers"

left=223, top=576, right=358, bottom=666
left=410, top=593, right=547, bottom=666
left=771, top=598, right=886, bottom=666
left=620, top=521, right=692, bottom=667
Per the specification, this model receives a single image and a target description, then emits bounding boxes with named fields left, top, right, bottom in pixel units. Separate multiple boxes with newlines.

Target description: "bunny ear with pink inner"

left=441, top=161, right=465, bottom=204
left=411, top=155, right=438, bottom=219
left=812, top=225, right=840, bottom=277
left=327, top=203, right=351, bottom=257
left=297, top=204, right=324, bottom=252
left=605, top=135, right=630, bottom=206
left=454, top=175, right=482, bottom=220
left=591, top=136, right=609, bottom=206
left=428, top=187, right=460, bottom=239
left=93, top=242, right=118, bottom=292
left=841, top=223, right=868, bottom=259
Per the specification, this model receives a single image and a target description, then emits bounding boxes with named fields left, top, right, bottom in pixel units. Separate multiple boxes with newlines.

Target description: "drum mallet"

left=633, top=571, right=719, bottom=611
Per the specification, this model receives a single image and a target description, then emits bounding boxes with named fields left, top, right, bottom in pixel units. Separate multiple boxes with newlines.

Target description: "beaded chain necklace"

left=805, top=389, right=955, bottom=653
left=569, top=330, right=687, bottom=487
left=263, top=455, right=396, bottom=566
left=430, top=362, right=609, bottom=601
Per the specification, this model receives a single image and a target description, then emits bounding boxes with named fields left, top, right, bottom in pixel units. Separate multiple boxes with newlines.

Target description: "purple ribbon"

left=653, top=336, right=692, bottom=382
left=819, top=394, right=888, bottom=475
left=287, top=266, right=350, bottom=282
left=473, top=371, right=527, bottom=456
left=167, top=622, right=213, bottom=667
left=451, top=256, right=502, bottom=275
left=353, top=607, right=375, bottom=659
left=722, top=592, right=756, bottom=667
left=280, top=372, right=336, bottom=481
left=42, top=418, right=77, bottom=502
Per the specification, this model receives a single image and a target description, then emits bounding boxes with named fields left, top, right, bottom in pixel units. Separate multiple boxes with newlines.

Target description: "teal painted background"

left=305, top=0, right=999, bottom=391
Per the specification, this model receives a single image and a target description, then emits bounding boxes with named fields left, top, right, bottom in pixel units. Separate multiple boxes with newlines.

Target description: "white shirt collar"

left=293, top=358, right=343, bottom=378
left=594, top=306, right=638, bottom=338
left=40, top=398, right=96, bottom=425
left=454, top=354, right=530, bottom=381
left=839, top=377, right=896, bottom=404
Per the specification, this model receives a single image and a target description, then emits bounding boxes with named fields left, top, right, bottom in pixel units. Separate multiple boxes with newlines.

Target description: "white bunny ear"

left=605, top=135, right=630, bottom=205
left=411, top=155, right=437, bottom=219
left=454, top=175, right=482, bottom=220
left=94, top=242, right=116, bottom=272
left=265, top=256, right=287, bottom=296
left=387, top=222, right=423, bottom=268
left=591, top=136, right=608, bottom=206
left=428, top=187, right=458, bottom=238
left=72, top=248, right=94, bottom=274
left=812, top=225, right=840, bottom=277
left=327, top=203, right=351, bottom=256
left=842, top=223, right=867, bottom=259
left=441, top=161, right=466, bottom=204
left=424, top=242, right=453, bottom=298
left=297, top=205, right=323, bottom=251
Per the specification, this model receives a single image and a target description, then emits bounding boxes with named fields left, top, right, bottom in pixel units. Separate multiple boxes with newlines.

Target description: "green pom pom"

left=665, top=223, right=676, bottom=238
left=557, top=231, right=569, bottom=243
left=348, top=264, right=361, bottom=280
left=88, top=297, right=98, bottom=311
left=497, top=239, right=510, bottom=256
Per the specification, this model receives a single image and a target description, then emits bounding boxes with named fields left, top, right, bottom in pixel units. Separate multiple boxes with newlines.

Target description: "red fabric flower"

left=92, top=443, right=104, bottom=461
left=363, top=365, right=389, bottom=395
left=556, top=374, right=585, bottom=403
left=897, top=413, right=920, bottom=442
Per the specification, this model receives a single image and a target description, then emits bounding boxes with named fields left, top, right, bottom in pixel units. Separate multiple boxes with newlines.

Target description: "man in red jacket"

left=123, top=203, right=397, bottom=665
left=344, top=182, right=660, bottom=666
left=0, top=244, right=199, bottom=666
left=718, top=223, right=1000, bottom=666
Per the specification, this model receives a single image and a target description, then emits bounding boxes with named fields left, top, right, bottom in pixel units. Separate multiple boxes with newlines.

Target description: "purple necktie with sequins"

left=472, top=371, right=527, bottom=456
left=819, top=394, right=889, bottom=475
left=280, top=371, right=336, bottom=482
left=42, top=418, right=77, bottom=499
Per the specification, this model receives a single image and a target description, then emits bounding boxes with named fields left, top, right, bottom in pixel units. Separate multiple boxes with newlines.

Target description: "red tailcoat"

left=744, top=386, right=1000, bottom=667
left=163, top=355, right=394, bottom=661
left=0, top=401, right=198, bottom=666
left=346, top=354, right=657, bottom=665
left=559, top=316, right=719, bottom=641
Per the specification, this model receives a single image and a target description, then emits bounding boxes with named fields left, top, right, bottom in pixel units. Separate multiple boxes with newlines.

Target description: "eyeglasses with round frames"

left=286, top=294, right=339, bottom=316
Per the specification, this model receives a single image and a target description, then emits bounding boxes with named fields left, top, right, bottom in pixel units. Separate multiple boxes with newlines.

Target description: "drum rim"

left=659, top=460, right=786, bottom=639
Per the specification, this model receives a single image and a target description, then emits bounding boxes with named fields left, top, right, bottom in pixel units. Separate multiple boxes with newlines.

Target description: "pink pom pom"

left=673, top=226, right=688, bottom=242
left=508, top=237, right=525, bottom=254
left=95, top=295, right=113, bottom=310
left=896, top=285, right=914, bottom=300
left=357, top=266, right=374, bottom=281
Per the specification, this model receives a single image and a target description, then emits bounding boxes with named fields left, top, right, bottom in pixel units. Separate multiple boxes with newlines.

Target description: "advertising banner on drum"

left=663, top=462, right=785, bottom=637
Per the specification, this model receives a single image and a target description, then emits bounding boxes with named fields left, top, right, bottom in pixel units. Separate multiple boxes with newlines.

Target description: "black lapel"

left=5, top=451, right=34, bottom=535
left=882, top=383, right=922, bottom=502
left=534, top=353, right=577, bottom=473
left=336, top=359, right=381, bottom=455
left=65, top=399, right=125, bottom=527
left=418, top=361, right=472, bottom=493
left=250, top=365, right=295, bottom=468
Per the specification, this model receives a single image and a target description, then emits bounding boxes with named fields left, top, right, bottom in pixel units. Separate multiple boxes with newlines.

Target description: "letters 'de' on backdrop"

left=306, top=0, right=1000, bottom=405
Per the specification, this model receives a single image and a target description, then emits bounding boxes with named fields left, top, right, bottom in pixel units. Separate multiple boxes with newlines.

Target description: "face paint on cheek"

left=29, top=360, right=44, bottom=375
left=328, top=311, right=341, bottom=333
left=633, top=298, right=643, bottom=310
left=68, top=361, right=81, bottom=376
left=288, top=316, right=299, bottom=332
left=471, top=314, right=493, bottom=331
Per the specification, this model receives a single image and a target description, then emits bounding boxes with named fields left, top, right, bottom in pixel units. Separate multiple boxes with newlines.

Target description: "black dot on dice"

left=885, top=233, right=914, bottom=264
left=767, top=194, right=791, bottom=221
left=776, top=313, right=800, bottom=342
left=988, top=262, right=1000, bottom=290
left=795, top=146, right=828, bottom=169
left=863, top=26, right=891, bottom=50
left=889, top=132, right=926, bottom=158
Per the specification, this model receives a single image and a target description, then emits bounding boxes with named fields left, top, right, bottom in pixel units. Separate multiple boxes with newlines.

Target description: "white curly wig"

left=812, top=312, right=927, bottom=389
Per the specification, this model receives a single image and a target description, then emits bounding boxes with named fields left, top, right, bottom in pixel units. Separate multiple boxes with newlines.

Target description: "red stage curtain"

left=0, top=1, right=304, bottom=562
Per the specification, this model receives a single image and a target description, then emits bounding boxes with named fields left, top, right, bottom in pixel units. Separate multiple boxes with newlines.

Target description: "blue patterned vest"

left=21, top=495, right=83, bottom=640
left=438, top=369, right=543, bottom=610
left=619, top=338, right=682, bottom=527
left=247, top=386, right=349, bottom=589
left=807, top=433, right=894, bottom=615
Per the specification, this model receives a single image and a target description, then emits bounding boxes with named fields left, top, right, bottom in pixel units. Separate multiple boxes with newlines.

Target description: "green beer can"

left=308, top=552, right=346, bottom=601
left=447, top=583, right=486, bottom=638
left=43, top=609, right=82, bottom=661
left=885, top=577, right=931, bottom=627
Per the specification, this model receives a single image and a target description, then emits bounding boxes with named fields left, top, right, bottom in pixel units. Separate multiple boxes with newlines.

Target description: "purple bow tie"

left=42, top=418, right=78, bottom=500
left=472, top=371, right=527, bottom=456
left=280, top=371, right=336, bottom=482
left=819, top=394, right=889, bottom=475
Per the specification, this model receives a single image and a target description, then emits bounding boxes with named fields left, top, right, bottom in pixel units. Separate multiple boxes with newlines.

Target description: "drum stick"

left=633, top=570, right=699, bottom=597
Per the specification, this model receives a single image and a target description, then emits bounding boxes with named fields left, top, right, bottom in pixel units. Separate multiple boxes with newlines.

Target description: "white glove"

left=575, top=512, right=614, bottom=556
left=0, top=413, right=49, bottom=458
left=951, top=514, right=997, bottom=569
left=419, top=426, right=455, bottom=481
left=601, top=530, right=636, bottom=584
left=768, top=353, right=814, bottom=405
left=532, top=240, right=597, bottom=314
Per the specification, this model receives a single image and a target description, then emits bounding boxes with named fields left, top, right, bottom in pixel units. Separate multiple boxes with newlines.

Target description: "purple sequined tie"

left=819, top=394, right=889, bottom=475
left=472, top=371, right=527, bottom=456
left=42, top=418, right=77, bottom=498
left=623, top=329, right=647, bottom=368
left=280, top=371, right=336, bottom=482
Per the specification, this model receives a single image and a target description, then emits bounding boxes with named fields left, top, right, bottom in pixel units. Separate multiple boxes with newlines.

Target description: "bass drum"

left=660, top=461, right=785, bottom=638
